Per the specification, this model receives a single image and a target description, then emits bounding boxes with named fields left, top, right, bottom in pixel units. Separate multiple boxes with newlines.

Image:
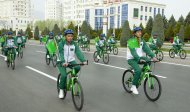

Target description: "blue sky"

left=32, top=0, right=190, bottom=20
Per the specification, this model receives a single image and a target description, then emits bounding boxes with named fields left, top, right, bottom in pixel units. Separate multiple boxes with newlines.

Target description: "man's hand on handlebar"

left=62, top=63, right=69, bottom=67
left=152, top=57, right=159, bottom=62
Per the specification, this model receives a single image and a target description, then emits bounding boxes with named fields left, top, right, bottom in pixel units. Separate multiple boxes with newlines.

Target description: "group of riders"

left=0, top=27, right=186, bottom=110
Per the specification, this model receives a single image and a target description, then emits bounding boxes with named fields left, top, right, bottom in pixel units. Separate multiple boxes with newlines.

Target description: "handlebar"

left=57, top=60, right=88, bottom=67
left=138, top=60, right=160, bottom=65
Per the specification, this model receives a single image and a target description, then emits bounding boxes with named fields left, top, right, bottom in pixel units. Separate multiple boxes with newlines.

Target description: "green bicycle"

left=169, top=45, right=186, bottom=59
left=122, top=60, right=162, bottom=101
left=106, top=43, right=118, bottom=55
left=57, top=61, right=88, bottom=111
left=17, top=44, right=23, bottom=59
left=147, top=49, right=164, bottom=61
left=46, top=53, right=57, bottom=67
left=6, top=47, right=16, bottom=70
left=81, top=42, right=90, bottom=51
left=93, top=47, right=109, bottom=64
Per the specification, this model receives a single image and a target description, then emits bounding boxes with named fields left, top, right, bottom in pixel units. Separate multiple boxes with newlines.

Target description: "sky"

left=32, top=0, right=190, bottom=20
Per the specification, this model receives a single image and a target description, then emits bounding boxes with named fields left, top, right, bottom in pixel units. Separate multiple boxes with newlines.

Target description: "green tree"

left=25, top=25, right=33, bottom=39
left=145, top=16, right=153, bottom=35
left=34, top=26, right=39, bottom=40
left=152, top=14, right=164, bottom=47
left=178, top=15, right=184, bottom=25
left=184, top=25, right=190, bottom=40
left=81, top=21, right=91, bottom=39
left=179, top=25, right=185, bottom=42
left=173, top=23, right=181, bottom=36
left=52, top=24, right=60, bottom=35
left=142, top=33, right=150, bottom=42
left=42, top=27, right=50, bottom=35
left=120, top=20, right=131, bottom=47
left=168, top=15, right=176, bottom=28
left=139, top=23, right=145, bottom=35
left=67, top=22, right=77, bottom=40
left=184, top=12, right=190, bottom=25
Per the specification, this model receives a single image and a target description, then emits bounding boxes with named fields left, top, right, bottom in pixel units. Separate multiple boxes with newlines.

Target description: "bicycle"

left=57, top=61, right=88, bottom=111
left=122, top=60, right=162, bottom=101
left=81, top=42, right=90, bottom=51
left=147, top=49, right=164, bottom=61
left=106, top=43, right=118, bottom=55
left=93, top=47, right=109, bottom=64
left=46, top=52, right=57, bottom=67
left=6, top=46, right=17, bottom=70
left=169, top=44, right=186, bottom=59
left=17, top=44, right=23, bottom=59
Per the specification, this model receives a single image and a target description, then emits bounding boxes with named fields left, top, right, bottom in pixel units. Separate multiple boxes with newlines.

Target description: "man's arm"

left=142, top=39, right=155, bottom=58
left=75, top=43, right=86, bottom=62
left=58, top=41, right=65, bottom=64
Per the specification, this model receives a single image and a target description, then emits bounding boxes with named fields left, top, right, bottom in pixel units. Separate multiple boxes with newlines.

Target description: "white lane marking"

left=36, top=50, right=190, bottom=68
left=26, top=43, right=44, bottom=47
left=0, top=54, right=6, bottom=58
left=93, top=62, right=167, bottom=79
left=26, top=66, right=57, bottom=81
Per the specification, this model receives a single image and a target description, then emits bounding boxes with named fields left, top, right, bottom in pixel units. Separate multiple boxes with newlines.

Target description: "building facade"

left=0, top=0, right=32, bottom=31
left=85, top=0, right=166, bottom=31
left=45, top=0, right=63, bottom=20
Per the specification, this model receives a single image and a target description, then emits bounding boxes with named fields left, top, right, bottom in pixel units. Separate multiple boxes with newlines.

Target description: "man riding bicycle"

left=57, top=29, right=87, bottom=99
left=95, top=34, right=106, bottom=59
left=4, top=32, right=17, bottom=61
left=148, top=34, right=159, bottom=51
left=173, top=34, right=182, bottom=56
left=127, top=27, right=158, bottom=95
left=16, top=32, right=24, bottom=53
left=46, top=32, right=55, bottom=59
left=107, top=34, right=116, bottom=52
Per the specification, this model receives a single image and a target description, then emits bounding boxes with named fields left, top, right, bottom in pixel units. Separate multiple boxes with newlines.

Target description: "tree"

left=107, top=28, right=113, bottom=37
left=25, top=25, right=33, bottom=39
left=173, top=23, right=181, bottom=36
left=152, top=14, right=164, bottom=47
left=139, top=23, right=145, bottom=35
left=168, top=15, right=176, bottom=28
left=34, top=26, right=39, bottom=40
left=178, top=15, right=184, bottom=25
left=184, top=25, right=190, bottom=40
left=184, top=12, right=190, bottom=25
left=165, top=25, right=174, bottom=41
left=179, top=25, right=185, bottom=42
left=52, top=24, right=60, bottom=35
left=81, top=21, right=91, bottom=39
left=42, top=27, right=50, bottom=35
left=142, top=33, right=150, bottom=42
left=120, top=20, right=131, bottom=47
left=67, top=22, right=77, bottom=40
left=145, top=16, right=153, bottom=35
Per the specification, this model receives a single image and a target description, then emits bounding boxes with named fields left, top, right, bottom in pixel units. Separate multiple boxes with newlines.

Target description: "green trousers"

left=57, top=61, right=81, bottom=89
left=149, top=44, right=158, bottom=51
left=4, top=48, right=16, bottom=60
left=128, top=57, right=150, bottom=86
left=173, top=45, right=181, bottom=54
left=96, top=46, right=104, bottom=57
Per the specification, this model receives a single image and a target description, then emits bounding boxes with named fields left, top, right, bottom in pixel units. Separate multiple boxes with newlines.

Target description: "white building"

left=85, top=0, right=166, bottom=32
left=0, top=0, right=32, bottom=31
left=45, top=0, right=63, bottom=20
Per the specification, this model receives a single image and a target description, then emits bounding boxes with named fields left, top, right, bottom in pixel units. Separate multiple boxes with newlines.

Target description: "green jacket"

left=127, top=36, right=155, bottom=61
left=16, top=36, right=24, bottom=44
left=58, top=40, right=86, bottom=64
left=4, top=37, right=18, bottom=48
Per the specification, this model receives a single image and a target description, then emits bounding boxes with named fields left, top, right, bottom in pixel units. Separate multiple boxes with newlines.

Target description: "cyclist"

left=95, top=34, right=106, bottom=59
left=55, top=33, right=63, bottom=44
left=16, top=32, right=24, bottom=53
left=46, top=32, right=55, bottom=59
left=107, top=34, right=116, bottom=52
left=4, top=32, right=17, bottom=61
left=57, top=29, right=87, bottom=99
left=148, top=34, right=159, bottom=51
left=173, top=34, right=182, bottom=56
left=127, top=27, right=157, bottom=95
left=77, top=33, right=83, bottom=46
left=1, top=33, right=6, bottom=53
left=82, top=35, right=88, bottom=47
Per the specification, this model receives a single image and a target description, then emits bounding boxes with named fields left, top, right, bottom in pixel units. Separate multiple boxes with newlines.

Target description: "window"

left=145, top=7, right=147, bottom=12
left=140, top=15, right=143, bottom=20
left=149, top=7, right=152, bottom=12
left=110, top=7, right=115, bottom=14
left=141, top=6, right=143, bottom=11
left=154, top=8, right=156, bottom=17
left=162, top=9, right=164, bottom=16
left=133, top=8, right=139, bottom=18
left=158, top=8, right=160, bottom=14
left=95, top=17, right=103, bottom=30
left=95, top=9, right=104, bottom=15
left=110, top=16, right=114, bottom=29
left=121, top=4, right=128, bottom=25
left=85, top=9, right=90, bottom=24
left=117, top=15, right=120, bottom=28
left=145, top=16, right=147, bottom=21
left=118, top=6, right=120, bottom=13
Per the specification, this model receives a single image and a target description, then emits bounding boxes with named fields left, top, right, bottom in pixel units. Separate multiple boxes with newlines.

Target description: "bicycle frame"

left=7, top=48, right=14, bottom=62
left=66, top=68, right=79, bottom=92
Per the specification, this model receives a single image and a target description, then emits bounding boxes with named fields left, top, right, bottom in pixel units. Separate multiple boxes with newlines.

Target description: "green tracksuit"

left=4, top=37, right=18, bottom=60
left=95, top=38, right=105, bottom=57
left=127, top=36, right=155, bottom=86
left=57, top=40, right=86, bottom=89
left=16, top=36, right=24, bottom=52
left=45, top=37, right=55, bottom=56
left=173, top=36, right=181, bottom=54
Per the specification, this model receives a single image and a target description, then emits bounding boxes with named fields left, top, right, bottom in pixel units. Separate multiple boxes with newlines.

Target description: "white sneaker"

left=16, top=52, right=18, bottom=55
left=59, top=89, right=64, bottom=99
left=4, top=56, right=7, bottom=61
left=97, top=55, right=101, bottom=59
left=47, top=55, right=50, bottom=58
left=130, top=85, right=139, bottom=95
left=107, top=51, right=110, bottom=53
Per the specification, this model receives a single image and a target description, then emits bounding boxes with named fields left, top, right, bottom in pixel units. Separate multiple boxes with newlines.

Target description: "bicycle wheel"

left=7, top=59, right=10, bottom=68
left=45, top=55, right=50, bottom=65
left=169, top=49, right=175, bottom=58
left=113, top=46, right=118, bottom=55
left=122, top=70, right=133, bottom=93
left=57, top=74, right=67, bottom=100
left=52, top=54, right=57, bottom=67
left=179, top=49, right=186, bottom=59
left=71, top=80, right=84, bottom=111
left=156, top=51, right=164, bottom=61
left=93, top=51, right=99, bottom=62
left=103, top=53, right=109, bottom=64
left=144, top=75, right=162, bottom=101
left=11, top=60, right=15, bottom=70
left=20, top=50, right=23, bottom=59
left=87, top=45, right=90, bottom=51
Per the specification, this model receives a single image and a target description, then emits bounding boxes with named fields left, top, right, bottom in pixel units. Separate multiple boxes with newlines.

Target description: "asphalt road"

left=0, top=40, right=190, bottom=112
